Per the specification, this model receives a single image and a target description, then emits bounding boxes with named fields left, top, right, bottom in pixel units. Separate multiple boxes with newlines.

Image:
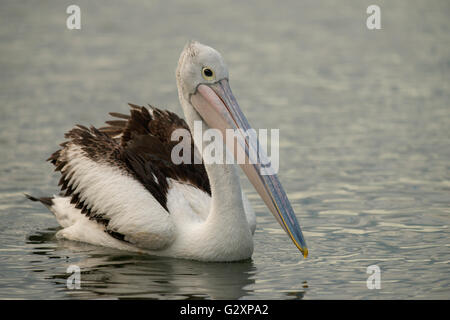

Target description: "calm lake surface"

left=0, top=0, right=449, bottom=299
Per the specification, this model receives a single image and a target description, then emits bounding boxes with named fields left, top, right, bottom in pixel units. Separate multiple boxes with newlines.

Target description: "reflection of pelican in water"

left=26, top=41, right=307, bottom=262
left=28, top=229, right=256, bottom=299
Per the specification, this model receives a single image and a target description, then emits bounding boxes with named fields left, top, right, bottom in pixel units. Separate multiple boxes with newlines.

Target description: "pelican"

left=26, top=41, right=307, bottom=262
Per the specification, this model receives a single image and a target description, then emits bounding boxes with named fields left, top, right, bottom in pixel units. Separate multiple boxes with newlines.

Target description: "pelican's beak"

left=190, top=79, right=308, bottom=258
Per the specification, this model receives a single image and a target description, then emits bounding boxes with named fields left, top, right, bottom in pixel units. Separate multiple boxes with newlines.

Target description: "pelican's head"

left=176, top=41, right=228, bottom=102
left=176, top=41, right=308, bottom=258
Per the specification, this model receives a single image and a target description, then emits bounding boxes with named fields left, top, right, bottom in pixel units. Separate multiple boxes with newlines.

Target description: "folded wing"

left=48, top=104, right=210, bottom=250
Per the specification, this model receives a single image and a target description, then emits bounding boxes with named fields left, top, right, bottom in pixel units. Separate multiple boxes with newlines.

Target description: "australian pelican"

left=27, top=41, right=307, bottom=262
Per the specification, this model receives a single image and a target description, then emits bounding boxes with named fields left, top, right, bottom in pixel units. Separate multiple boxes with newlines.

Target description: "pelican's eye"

left=201, top=67, right=215, bottom=80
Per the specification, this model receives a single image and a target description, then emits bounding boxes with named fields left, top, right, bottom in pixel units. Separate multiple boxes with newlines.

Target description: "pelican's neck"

left=177, top=88, right=253, bottom=261
left=181, top=96, right=247, bottom=225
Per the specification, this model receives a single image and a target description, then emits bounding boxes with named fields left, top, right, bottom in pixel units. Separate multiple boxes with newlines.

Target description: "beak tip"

left=302, top=247, right=308, bottom=259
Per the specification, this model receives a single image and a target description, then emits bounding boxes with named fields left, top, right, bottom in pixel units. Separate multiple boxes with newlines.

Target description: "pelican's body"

left=27, top=42, right=307, bottom=262
left=47, top=154, right=255, bottom=261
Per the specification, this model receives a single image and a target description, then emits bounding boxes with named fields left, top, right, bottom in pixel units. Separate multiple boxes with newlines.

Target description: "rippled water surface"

left=0, top=0, right=449, bottom=299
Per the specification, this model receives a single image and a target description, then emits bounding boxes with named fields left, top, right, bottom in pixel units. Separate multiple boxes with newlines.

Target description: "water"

left=0, top=0, right=449, bottom=299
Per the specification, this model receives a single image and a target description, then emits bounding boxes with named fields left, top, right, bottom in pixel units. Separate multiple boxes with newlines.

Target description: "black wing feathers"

left=47, top=104, right=210, bottom=231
